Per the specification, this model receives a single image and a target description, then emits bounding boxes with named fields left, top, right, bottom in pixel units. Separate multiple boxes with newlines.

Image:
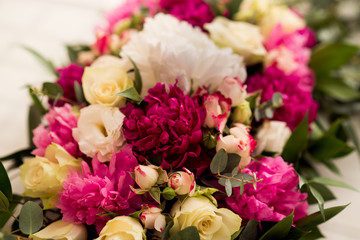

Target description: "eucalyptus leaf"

left=19, top=201, right=43, bottom=235
left=222, top=154, right=241, bottom=173
left=210, top=149, right=228, bottom=174
left=282, top=113, right=308, bottom=164
left=127, top=57, right=142, bottom=94
left=296, top=204, right=349, bottom=231
left=259, top=212, right=294, bottom=240
left=310, top=177, right=359, bottom=192
left=225, top=179, right=232, bottom=197
left=21, top=45, right=58, bottom=77
left=162, top=221, right=174, bottom=240
left=309, top=186, right=325, bottom=221
left=74, top=81, right=85, bottom=104
left=239, top=220, right=259, bottom=240
left=170, top=226, right=200, bottom=240
left=0, top=191, right=9, bottom=212
left=0, top=161, right=12, bottom=200
left=115, top=87, right=142, bottom=103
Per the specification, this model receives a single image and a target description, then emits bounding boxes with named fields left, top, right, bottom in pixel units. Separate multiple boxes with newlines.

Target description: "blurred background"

left=0, top=0, right=359, bottom=239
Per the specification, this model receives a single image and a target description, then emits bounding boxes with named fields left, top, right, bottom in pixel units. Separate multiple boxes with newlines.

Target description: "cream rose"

left=259, top=5, right=306, bottom=39
left=140, top=205, right=166, bottom=232
left=96, top=216, right=144, bottom=240
left=234, top=0, right=271, bottom=23
left=254, top=120, right=291, bottom=155
left=134, top=165, right=159, bottom=190
left=168, top=170, right=196, bottom=195
left=205, top=17, right=266, bottom=65
left=73, top=104, right=125, bottom=162
left=32, top=220, right=87, bottom=240
left=218, top=76, right=247, bottom=106
left=20, top=143, right=82, bottom=209
left=82, top=56, right=133, bottom=107
left=170, top=197, right=241, bottom=240
left=216, top=123, right=256, bottom=168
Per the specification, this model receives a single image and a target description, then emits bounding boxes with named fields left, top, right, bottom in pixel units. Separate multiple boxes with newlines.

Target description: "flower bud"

left=232, top=100, right=252, bottom=124
left=218, top=76, right=247, bottom=106
left=169, top=169, right=196, bottom=195
left=135, top=165, right=159, bottom=190
left=203, top=92, right=231, bottom=132
left=140, top=205, right=166, bottom=232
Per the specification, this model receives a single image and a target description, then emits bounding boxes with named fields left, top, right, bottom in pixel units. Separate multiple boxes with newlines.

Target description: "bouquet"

left=1, top=0, right=359, bottom=239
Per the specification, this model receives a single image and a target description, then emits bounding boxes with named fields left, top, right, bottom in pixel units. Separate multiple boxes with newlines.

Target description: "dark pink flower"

left=226, top=156, right=308, bottom=224
left=57, top=146, right=142, bottom=233
left=247, top=66, right=318, bottom=130
left=32, top=104, right=80, bottom=158
left=121, top=83, right=206, bottom=169
left=159, top=0, right=214, bottom=29
left=55, top=64, right=84, bottom=106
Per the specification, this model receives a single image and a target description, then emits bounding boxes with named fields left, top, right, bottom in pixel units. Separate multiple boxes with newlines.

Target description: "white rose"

left=73, top=104, right=125, bottom=162
left=218, top=76, right=247, bottom=106
left=32, top=220, right=87, bottom=240
left=254, top=120, right=291, bottom=155
left=20, top=143, right=82, bottom=209
left=216, top=123, right=256, bottom=168
left=234, top=0, right=271, bottom=22
left=96, top=216, right=144, bottom=240
left=139, top=205, right=166, bottom=232
left=205, top=17, right=267, bottom=65
left=260, top=5, right=306, bottom=39
left=82, top=56, right=133, bottom=107
left=134, top=165, right=159, bottom=190
left=170, top=197, right=241, bottom=240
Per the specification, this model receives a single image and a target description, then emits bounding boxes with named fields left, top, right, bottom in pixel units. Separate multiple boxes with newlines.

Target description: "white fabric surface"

left=0, top=0, right=359, bottom=239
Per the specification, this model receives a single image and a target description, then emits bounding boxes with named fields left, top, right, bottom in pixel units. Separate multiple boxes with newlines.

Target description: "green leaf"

left=4, top=235, right=18, bottom=240
left=0, top=195, right=22, bottom=228
left=299, top=227, right=324, bottom=240
left=246, top=91, right=261, bottom=111
left=310, top=177, right=359, bottom=192
left=309, top=185, right=325, bottom=221
left=127, top=56, right=142, bottom=94
left=305, top=183, right=336, bottom=204
left=225, top=179, right=232, bottom=197
left=170, top=226, right=200, bottom=240
left=309, top=136, right=353, bottom=160
left=231, top=227, right=242, bottom=240
left=0, top=191, right=9, bottom=212
left=204, top=0, right=222, bottom=16
left=0, top=161, right=12, bottom=200
left=316, top=77, right=360, bottom=102
left=210, top=149, right=228, bottom=174
left=226, top=0, right=243, bottom=19
left=254, top=93, right=283, bottom=121
left=66, top=44, right=91, bottom=63
left=286, top=227, right=307, bottom=239
left=28, top=105, right=43, bottom=148
left=282, top=114, right=308, bottom=164
left=74, top=81, right=85, bottom=104
left=298, top=173, right=307, bottom=188
left=310, top=43, right=358, bottom=77
left=203, top=131, right=217, bottom=149
left=22, top=45, right=58, bottom=77
left=296, top=204, right=349, bottom=231
left=259, top=212, right=294, bottom=240
left=115, top=87, right=142, bottom=103
left=342, top=119, right=360, bottom=156
left=149, top=187, right=161, bottom=204
left=162, top=221, right=174, bottom=240
left=222, top=154, right=241, bottom=173
left=28, top=88, right=47, bottom=115
left=19, top=201, right=43, bottom=235
left=42, top=82, right=64, bottom=103
left=239, top=220, right=259, bottom=240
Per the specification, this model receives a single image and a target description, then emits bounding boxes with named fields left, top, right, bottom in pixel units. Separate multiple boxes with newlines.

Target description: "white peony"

left=120, top=13, right=246, bottom=96
left=72, top=104, right=125, bottom=162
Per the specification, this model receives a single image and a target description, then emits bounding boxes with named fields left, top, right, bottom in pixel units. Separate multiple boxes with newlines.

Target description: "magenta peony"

left=55, top=64, right=84, bottom=106
left=121, top=83, right=206, bottom=169
left=57, top=146, right=142, bottom=233
left=226, top=156, right=308, bottom=223
left=32, top=104, right=80, bottom=158
left=159, top=0, right=214, bottom=29
left=247, top=66, right=318, bottom=130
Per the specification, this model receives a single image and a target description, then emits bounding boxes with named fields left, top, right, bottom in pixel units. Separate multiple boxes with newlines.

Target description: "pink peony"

left=247, top=66, right=318, bottom=130
left=121, top=83, right=206, bottom=169
left=32, top=104, right=80, bottom=158
left=159, top=0, right=214, bottom=29
left=226, top=156, right=308, bottom=224
left=57, top=146, right=142, bottom=233
left=55, top=64, right=84, bottom=106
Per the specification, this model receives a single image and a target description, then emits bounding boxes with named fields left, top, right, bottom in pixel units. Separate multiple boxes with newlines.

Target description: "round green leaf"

left=19, top=201, right=43, bottom=235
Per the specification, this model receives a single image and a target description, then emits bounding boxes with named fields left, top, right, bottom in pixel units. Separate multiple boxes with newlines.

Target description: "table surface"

left=0, top=0, right=359, bottom=239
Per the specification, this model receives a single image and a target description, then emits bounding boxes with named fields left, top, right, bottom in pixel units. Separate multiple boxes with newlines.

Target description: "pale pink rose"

left=203, top=92, right=231, bottom=132
left=216, top=123, right=257, bottom=168
left=168, top=169, right=196, bottom=195
left=134, top=165, right=159, bottom=190
left=72, top=105, right=125, bottom=162
left=139, top=205, right=166, bottom=232
left=264, top=46, right=299, bottom=75
left=218, top=76, right=247, bottom=106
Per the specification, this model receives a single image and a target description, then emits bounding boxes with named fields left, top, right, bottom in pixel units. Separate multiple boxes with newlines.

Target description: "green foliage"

left=0, top=191, right=9, bottom=212
left=21, top=45, right=58, bottom=77
left=226, top=0, right=243, bottom=19
left=74, top=81, right=85, bottom=104
left=127, top=57, right=142, bottom=94
left=19, top=201, right=43, bottom=235
left=170, top=226, right=200, bottom=240
left=66, top=44, right=91, bottom=63
left=254, top=93, right=283, bottom=121
left=115, top=87, right=142, bottom=103
left=238, top=220, right=259, bottom=240
left=310, top=177, right=359, bottom=192
left=259, top=212, right=294, bottom=240
left=42, top=82, right=64, bottom=105
left=28, top=105, right=43, bottom=149
left=28, top=88, right=47, bottom=115
left=210, top=149, right=228, bottom=174
left=0, top=162, right=12, bottom=200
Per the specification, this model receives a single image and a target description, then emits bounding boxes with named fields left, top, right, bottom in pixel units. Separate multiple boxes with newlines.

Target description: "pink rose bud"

left=135, top=165, right=159, bottom=190
left=139, top=205, right=166, bottom=232
left=203, top=92, right=232, bottom=133
left=168, top=169, right=196, bottom=195
left=218, top=76, right=247, bottom=106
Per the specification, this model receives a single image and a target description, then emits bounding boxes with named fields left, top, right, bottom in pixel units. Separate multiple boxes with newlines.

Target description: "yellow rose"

left=170, top=197, right=241, bottom=240
left=20, top=143, right=82, bottom=209
left=96, top=216, right=144, bottom=240
left=205, top=17, right=266, bottom=65
left=32, top=220, right=87, bottom=240
left=259, top=5, right=306, bottom=39
left=82, top=57, right=133, bottom=107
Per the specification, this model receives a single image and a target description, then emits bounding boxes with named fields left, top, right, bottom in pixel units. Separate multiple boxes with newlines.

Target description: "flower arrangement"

left=1, top=0, right=359, bottom=239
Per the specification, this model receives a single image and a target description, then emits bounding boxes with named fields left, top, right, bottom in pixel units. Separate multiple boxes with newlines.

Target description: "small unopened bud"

left=139, top=205, right=166, bottom=232
left=232, top=100, right=252, bottom=124
left=168, top=169, right=196, bottom=195
left=134, top=165, right=159, bottom=190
